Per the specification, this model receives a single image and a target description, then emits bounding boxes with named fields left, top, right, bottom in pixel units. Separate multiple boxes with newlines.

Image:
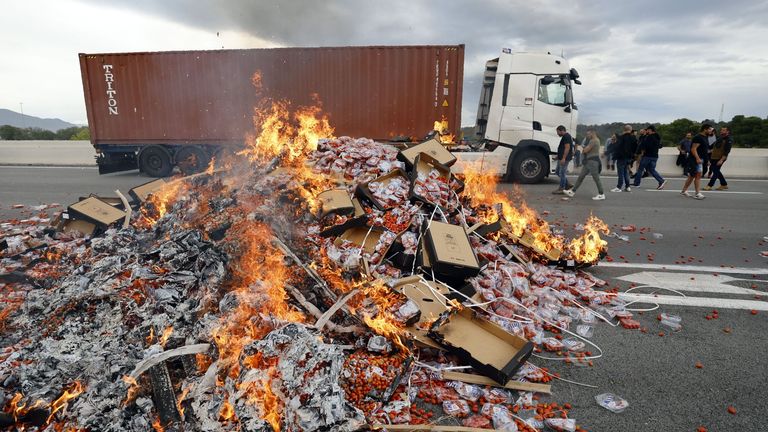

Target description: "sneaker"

left=657, top=180, right=667, bottom=190
left=624, top=187, right=632, bottom=192
left=694, top=193, right=705, bottom=200
left=592, top=194, right=606, bottom=201
left=703, top=186, right=712, bottom=191
left=611, top=187, right=623, bottom=192
left=680, top=191, right=691, bottom=197
left=563, top=189, right=575, bottom=197
left=552, top=188, right=564, bottom=195
left=717, top=185, right=729, bottom=190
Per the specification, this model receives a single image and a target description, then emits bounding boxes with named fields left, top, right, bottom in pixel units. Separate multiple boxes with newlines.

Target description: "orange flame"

left=433, top=117, right=455, bottom=144
left=218, top=397, right=235, bottom=422
left=176, top=386, right=190, bottom=419
left=122, top=375, right=140, bottom=406
left=46, top=381, right=84, bottom=423
left=137, top=180, right=188, bottom=227
left=151, top=416, right=165, bottom=432
left=567, top=214, right=609, bottom=262
left=158, top=326, right=173, bottom=348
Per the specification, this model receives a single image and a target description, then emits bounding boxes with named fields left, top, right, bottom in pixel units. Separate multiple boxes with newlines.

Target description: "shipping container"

left=79, top=45, right=464, bottom=175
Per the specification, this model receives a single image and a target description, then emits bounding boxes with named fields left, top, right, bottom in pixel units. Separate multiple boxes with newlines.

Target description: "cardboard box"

left=59, top=219, right=97, bottom=237
left=428, top=308, right=534, bottom=384
left=67, top=197, right=127, bottom=228
left=128, top=178, right=169, bottom=203
left=354, top=169, right=410, bottom=211
left=398, top=138, right=457, bottom=168
left=78, top=195, right=125, bottom=209
left=409, top=153, right=452, bottom=209
left=316, top=189, right=355, bottom=219
left=351, top=198, right=366, bottom=217
left=390, top=276, right=452, bottom=349
left=424, top=221, right=480, bottom=279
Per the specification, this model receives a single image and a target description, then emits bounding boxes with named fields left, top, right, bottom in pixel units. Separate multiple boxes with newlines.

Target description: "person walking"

left=681, top=123, right=713, bottom=199
left=702, top=129, right=716, bottom=178
left=605, top=134, right=617, bottom=170
left=552, top=125, right=574, bottom=194
left=632, top=125, right=666, bottom=189
left=704, top=126, right=733, bottom=190
left=611, top=125, right=638, bottom=192
left=677, top=132, right=693, bottom=175
left=564, top=129, right=605, bottom=200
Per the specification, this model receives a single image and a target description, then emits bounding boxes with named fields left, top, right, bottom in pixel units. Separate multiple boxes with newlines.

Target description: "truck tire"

left=509, top=150, right=547, bottom=184
left=139, top=145, right=173, bottom=177
left=175, top=146, right=211, bottom=175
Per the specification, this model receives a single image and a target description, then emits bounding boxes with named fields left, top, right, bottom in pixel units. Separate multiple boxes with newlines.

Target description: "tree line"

left=0, top=125, right=90, bottom=141
left=576, top=115, right=767, bottom=148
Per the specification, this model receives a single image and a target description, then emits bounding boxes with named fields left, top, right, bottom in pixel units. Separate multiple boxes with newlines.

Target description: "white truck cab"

left=453, top=49, right=580, bottom=183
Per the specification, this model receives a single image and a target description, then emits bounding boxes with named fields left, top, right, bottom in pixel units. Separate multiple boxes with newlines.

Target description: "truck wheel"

left=510, top=150, right=547, bottom=184
left=176, top=146, right=211, bottom=175
left=139, top=145, right=173, bottom=177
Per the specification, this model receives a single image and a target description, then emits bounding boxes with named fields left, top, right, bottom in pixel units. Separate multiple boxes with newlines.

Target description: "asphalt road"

left=1, top=166, right=767, bottom=431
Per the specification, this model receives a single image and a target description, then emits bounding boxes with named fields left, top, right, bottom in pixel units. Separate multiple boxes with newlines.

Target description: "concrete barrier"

left=0, top=140, right=96, bottom=166
left=571, top=147, right=768, bottom=179
left=1, top=141, right=767, bottom=178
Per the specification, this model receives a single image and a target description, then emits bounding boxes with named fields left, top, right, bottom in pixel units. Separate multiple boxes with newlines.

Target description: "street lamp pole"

left=19, top=102, right=25, bottom=128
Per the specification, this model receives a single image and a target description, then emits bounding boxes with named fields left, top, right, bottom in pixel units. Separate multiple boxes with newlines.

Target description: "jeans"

left=616, top=158, right=631, bottom=189
left=572, top=159, right=604, bottom=194
left=557, top=160, right=571, bottom=189
left=707, top=159, right=727, bottom=186
left=633, top=157, right=664, bottom=185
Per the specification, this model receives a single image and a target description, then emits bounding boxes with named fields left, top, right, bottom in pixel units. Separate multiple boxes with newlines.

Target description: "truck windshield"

left=537, top=77, right=568, bottom=107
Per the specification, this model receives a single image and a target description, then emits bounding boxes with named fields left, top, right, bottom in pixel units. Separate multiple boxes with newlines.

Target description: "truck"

left=79, top=45, right=580, bottom=182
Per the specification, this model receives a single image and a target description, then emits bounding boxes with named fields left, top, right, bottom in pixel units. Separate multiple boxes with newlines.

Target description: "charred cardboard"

left=424, top=221, right=480, bottom=279
left=389, top=276, right=452, bottom=349
left=355, top=168, right=410, bottom=211
left=319, top=215, right=368, bottom=238
left=428, top=308, right=534, bottom=384
left=316, top=189, right=355, bottom=219
left=128, top=178, right=168, bottom=203
left=398, top=138, right=457, bottom=168
left=67, top=197, right=127, bottom=228
left=409, top=153, right=452, bottom=209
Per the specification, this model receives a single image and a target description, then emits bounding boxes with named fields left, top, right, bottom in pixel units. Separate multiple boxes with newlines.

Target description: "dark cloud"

left=76, top=0, right=768, bottom=123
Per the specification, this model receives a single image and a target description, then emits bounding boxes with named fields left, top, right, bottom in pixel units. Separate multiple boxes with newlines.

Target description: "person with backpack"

left=704, top=126, right=733, bottom=190
left=632, top=124, right=666, bottom=189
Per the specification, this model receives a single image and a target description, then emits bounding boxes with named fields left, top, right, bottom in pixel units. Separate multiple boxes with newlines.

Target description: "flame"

left=146, top=327, right=155, bottom=345
left=122, top=375, right=140, bottom=406
left=158, top=326, right=173, bottom=348
left=567, top=214, right=609, bottom=262
left=205, top=156, right=216, bottom=175
left=461, top=162, right=565, bottom=254
left=137, top=180, right=188, bottom=226
left=210, top=221, right=303, bottom=429
left=176, top=386, right=190, bottom=419
left=46, top=381, right=84, bottom=423
left=218, top=397, right=235, bottom=422
left=152, top=416, right=165, bottom=432
left=433, top=117, right=455, bottom=143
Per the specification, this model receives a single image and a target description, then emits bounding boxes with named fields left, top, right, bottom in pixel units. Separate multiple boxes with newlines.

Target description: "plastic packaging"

left=652, top=232, right=663, bottom=239
left=660, top=313, right=682, bottom=332
left=545, top=417, right=576, bottom=431
left=442, top=399, right=470, bottom=417
left=562, top=337, right=586, bottom=352
left=489, top=405, right=518, bottom=432
left=448, top=381, right=483, bottom=402
left=576, top=324, right=594, bottom=338
left=595, top=392, right=629, bottom=413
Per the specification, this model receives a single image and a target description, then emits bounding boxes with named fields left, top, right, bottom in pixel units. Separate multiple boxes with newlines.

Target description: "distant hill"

left=0, top=108, right=77, bottom=132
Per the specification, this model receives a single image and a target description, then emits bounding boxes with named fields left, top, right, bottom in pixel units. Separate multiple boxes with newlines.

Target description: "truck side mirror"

left=564, top=106, right=572, bottom=113
left=540, top=75, right=555, bottom=85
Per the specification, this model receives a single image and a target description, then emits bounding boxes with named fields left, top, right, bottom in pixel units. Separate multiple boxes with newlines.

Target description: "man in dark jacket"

left=611, top=125, right=637, bottom=192
left=632, top=125, right=666, bottom=189
left=704, top=126, right=733, bottom=190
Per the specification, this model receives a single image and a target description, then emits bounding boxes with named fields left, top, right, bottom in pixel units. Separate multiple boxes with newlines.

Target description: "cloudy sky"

left=2, top=0, right=767, bottom=126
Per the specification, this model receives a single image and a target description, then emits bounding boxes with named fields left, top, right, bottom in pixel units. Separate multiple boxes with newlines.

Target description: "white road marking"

left=0, top=165, right=98, bottom=170
left=619, top=293, right=768, bottom=311
left=644, top=189, right=762, bottom=194
left=616, top=272, right=764, bottom=296
left=597, top=262, right=768, bottom=275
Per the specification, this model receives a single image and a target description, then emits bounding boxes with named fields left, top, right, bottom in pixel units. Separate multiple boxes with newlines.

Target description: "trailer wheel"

left=139, top=145, right=173, bottom=177
left=176, top=146, right=211, bottom=175
left=509, top=150, right=547, bottom=184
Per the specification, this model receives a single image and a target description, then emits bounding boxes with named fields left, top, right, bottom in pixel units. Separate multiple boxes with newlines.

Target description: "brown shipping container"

left=80, top=45, right=464, bottom=147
